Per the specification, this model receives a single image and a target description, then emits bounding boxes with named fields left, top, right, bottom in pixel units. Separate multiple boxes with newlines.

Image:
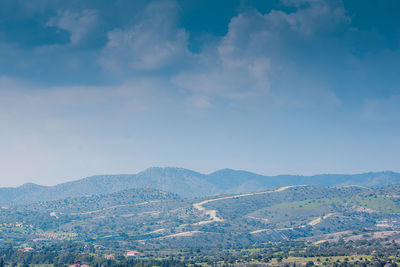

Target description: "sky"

left=0, top=0, right=400, bottom=186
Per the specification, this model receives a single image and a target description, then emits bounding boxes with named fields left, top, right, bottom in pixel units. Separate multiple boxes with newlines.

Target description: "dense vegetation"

left=0, top=238, right=399, bottom=266
left=1, top=183, right=400, bottom=265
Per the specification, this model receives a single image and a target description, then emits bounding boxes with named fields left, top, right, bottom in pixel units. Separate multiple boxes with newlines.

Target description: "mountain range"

left=1, top=167, right=399, bottom=205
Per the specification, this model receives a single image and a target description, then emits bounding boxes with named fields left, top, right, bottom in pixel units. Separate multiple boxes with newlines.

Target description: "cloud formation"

left=173, top=0, right=348, bottom=106
left=278, top=0, right=349, bottom=35
left=47, top=9, right=98, bottom=45
left=100, top=1, right=190, bottom=72
left=0, top=0, right=399, bottom=185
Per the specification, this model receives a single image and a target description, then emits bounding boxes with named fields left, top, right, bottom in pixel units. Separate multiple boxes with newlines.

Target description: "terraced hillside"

left=1, top=185, right=400, bottom=254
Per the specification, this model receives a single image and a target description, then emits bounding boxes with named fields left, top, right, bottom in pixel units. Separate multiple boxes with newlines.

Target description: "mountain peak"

left=210, top=168, right=250, bottom=175
left=19, top=182, right=43, bottom=189
left=139, top=167, right=201, bottom=176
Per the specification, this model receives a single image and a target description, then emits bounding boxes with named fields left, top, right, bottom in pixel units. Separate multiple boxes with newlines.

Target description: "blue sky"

left=0, top=0, right=399, bottom=186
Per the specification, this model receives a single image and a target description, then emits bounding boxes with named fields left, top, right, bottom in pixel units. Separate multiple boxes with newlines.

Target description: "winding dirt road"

left=192, top=185, right=304, bottom=225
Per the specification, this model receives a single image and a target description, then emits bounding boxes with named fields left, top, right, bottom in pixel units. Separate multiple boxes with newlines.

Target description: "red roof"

left=126, top=250, right=140, bottom=256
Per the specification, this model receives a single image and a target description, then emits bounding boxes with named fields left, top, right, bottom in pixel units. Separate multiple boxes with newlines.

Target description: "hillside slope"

left=3, top=185, right=400, bottom=251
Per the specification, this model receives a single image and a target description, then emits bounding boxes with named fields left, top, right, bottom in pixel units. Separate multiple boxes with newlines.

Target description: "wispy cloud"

left=47, top=9, right=98, bottom=45
left=100, top=1, right=190, bottom=72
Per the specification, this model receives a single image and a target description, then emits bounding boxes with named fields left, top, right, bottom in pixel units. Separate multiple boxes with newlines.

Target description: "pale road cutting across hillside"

left=69, top=200, right=163, bottom=216
left=249, top=212, right=338, bottom=234
left=192, top=185, right=305, bottom=225
left=158, top=231, right=202, bottom=239
left=308, top=213, right=336, bottom=226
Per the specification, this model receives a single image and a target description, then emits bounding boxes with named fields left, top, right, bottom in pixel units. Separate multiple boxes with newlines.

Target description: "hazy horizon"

left=3, top=166, right=399, bottom=188
left=1, top=0, right=400, bottom=186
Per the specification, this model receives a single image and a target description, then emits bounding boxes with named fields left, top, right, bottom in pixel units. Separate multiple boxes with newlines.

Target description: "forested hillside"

left=1, top=184, right=400, bottom=265
left=1, top=185, right=400, bottom=249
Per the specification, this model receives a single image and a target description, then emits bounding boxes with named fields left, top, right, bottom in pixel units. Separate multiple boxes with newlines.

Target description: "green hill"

left=1, top=184, right=400, bottom=252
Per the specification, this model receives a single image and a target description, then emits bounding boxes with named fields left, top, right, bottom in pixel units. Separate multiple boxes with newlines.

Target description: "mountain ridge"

left=1, top=167, right=400, bottom=205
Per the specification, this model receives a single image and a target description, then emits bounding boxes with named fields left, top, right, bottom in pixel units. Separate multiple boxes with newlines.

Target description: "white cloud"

left=278, top=0, right=349, bottom=35
left=47, top=9, right=98, bottom=45
left=100, top=1, right=190, bottom=72
left=173, top=57, right=270, bottom=99
left=172, top=0, right=347, bottom=107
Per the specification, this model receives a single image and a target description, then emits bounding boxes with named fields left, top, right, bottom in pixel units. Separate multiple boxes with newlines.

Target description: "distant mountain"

left=0, top=167, right=399, bottom=205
